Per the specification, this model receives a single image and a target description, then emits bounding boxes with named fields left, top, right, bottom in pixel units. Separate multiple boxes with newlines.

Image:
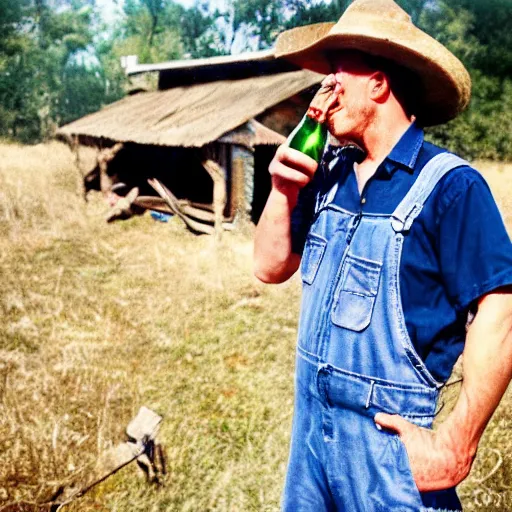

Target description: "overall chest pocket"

left=301, top=234, right=327, bottom=285
left=331, top=254, right=382, bottom=331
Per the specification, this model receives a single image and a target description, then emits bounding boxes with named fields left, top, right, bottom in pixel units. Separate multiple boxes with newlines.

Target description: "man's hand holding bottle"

left=269, top=74, right=341, bottom=205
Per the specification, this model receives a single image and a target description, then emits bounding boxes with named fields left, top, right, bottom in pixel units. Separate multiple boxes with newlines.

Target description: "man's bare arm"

left=441, top=290, right=512, bottom=477
left=254, top=75, right=343, bottom=284
left=375, top=289, right=512, bottom=491
left=253, top=145, right=318, bottom=284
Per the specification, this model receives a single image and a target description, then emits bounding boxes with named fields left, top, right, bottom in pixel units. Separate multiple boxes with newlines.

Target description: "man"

left=253, top=0, right=512, bottom=510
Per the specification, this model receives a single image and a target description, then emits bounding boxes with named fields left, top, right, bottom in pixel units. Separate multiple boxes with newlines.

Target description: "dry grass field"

left=0, top=142, right=511, bottom=511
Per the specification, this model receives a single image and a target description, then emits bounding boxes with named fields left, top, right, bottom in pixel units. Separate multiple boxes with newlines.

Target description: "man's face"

left=325, top=52, right=376, bottom=144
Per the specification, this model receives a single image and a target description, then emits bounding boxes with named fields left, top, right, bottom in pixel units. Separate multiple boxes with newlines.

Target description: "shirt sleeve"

left=437, top=167, right=512, bottom=312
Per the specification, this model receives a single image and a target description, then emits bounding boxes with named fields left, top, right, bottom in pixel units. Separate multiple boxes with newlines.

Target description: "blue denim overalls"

left=283, top=153, right=468, bottom=512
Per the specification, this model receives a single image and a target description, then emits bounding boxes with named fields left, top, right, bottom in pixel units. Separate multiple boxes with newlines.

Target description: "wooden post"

left=231, top=151, right=246, bottom=220
left=72, top=135, right=81, bottom=171
left=61, top=133, right=86, bottom=200
left=202, top=158, right=227, bottom=242
left=97, top=143, right=124, bottom=194
left=231, top=146, right=254, bottom=223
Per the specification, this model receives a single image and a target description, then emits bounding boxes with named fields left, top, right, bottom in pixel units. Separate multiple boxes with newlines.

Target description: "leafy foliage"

left=0, top=0, right=124, bottom=142
left=0, top=0, right=511, bottom=159
left=414, top=0, right=512, bottom=159
left=448, top=0, right=512, bottom=79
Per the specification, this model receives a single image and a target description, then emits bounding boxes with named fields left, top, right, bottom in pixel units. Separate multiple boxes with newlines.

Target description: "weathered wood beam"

left=106, top=187, right=141, bottom=223
left=133, top=197, right=214, bottom=221
left=147, top=178, right=216, bottom=235
left=120, top=195, right=235, bottom=230
left=133, top=196, right=173, bottom=214
left=97, top=143, right=124, bottom=194
left=52, top=407, right=164, bottom=508
left=201, top=158, right=227, bottom=241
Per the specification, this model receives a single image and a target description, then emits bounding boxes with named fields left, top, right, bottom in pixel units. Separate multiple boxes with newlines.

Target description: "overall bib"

left=282, top=153, right=467, bottom=512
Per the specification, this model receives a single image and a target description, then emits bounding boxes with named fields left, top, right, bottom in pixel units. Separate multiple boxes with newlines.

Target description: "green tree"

left=285, top=0, right=351, bottom=29
left=180, top=3, right=225, bottom=58
left=229, top=0, right=286, bottom=49
left=0, top=0, right=125, bottom=142
left=1, top=0, right=511, bottom=157
left=0, top=0, right=32, bottom=55
left=418, top=0, right=512, bottom=160
left=114, top=0, right=226, bottom=61
left=56, top=62, right=119, bottom=126
left=447, top=0, right=512, bottom=78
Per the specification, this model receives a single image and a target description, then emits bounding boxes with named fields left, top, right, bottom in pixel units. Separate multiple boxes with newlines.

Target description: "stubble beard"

left=327, top=116, right=362, bottom=149
left=327, top=104, right=375, bottom=153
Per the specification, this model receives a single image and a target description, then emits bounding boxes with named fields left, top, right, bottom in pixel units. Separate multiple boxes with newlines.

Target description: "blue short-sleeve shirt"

left=291, top=123, right=512, bottom=383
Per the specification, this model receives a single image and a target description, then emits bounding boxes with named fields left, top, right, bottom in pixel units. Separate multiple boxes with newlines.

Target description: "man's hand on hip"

left=374, top=413, right=475, bottom=492
left=374, top=291, right=512, bottom=493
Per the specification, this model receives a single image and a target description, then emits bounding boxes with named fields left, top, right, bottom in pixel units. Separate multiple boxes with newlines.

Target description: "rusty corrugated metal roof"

left=125, top=49, right=276, bottom=76
left=57, top=70, right=322, bottom=148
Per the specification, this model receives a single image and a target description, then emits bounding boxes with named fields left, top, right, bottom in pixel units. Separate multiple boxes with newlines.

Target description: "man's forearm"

left=254, top=144, right=319, bottom=284
left=374, top=290, right=512, bottom=491
left=254, top=187, right=301, bottom=283
left=442, top=292, right=512, bottom=457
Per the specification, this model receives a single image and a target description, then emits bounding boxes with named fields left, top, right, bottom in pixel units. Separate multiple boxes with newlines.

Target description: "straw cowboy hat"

left=275, top=0, right=471, bottom=126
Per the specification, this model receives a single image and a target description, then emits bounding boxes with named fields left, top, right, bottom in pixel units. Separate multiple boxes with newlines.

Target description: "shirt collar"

left=383, top=122, right=424, bottom=175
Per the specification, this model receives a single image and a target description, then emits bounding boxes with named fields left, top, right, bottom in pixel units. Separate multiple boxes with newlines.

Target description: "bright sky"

left=95, top=0, right=122, bottom=24
left=95, top=0, right=217, bottom=24
left=94, top=0, right=249, bottom=54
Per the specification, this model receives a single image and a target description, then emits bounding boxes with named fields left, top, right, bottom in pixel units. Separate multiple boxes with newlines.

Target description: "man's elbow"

left=474, top=288, right=512, bottom=336
left=253, top=263, right=291, bottom=284
left=253, top=255, right=300, bottom=284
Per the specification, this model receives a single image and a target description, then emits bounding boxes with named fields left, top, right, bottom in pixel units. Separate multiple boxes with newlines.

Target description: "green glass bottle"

left=287, top=113, right=328, bottom=163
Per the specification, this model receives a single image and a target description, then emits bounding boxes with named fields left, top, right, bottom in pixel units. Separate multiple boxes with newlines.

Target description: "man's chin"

left=330, top=136, right=352, bottom=146
left=326, top=118, right=348, bottom=139
left=326, top=124, right=354, bottom=146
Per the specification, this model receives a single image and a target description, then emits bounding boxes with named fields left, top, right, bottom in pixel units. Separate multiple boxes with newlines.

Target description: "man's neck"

left=354, top=115, right=414, bottom=194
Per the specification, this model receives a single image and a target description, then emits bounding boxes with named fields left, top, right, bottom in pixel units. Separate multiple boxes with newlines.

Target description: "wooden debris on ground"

left=147, top=178, right=234, bottom=235
left=2, top=406, right=166, bottom=512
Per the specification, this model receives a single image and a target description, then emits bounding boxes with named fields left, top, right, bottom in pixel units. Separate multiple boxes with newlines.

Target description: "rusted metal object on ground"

left=54, top=406, right=164, bottom=508
left=0, top=407, right=165, bottom=512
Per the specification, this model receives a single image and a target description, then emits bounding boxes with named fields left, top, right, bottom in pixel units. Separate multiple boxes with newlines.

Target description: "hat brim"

left=276, top=22, right=471, bottom=126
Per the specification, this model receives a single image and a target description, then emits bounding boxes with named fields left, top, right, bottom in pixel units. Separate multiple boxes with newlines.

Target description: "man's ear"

left=369, top=71, right=390, bottom=103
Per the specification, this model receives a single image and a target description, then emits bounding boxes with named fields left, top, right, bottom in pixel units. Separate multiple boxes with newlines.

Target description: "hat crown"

left=274, top=0, right=472, bottom=126
left=343, top=0, right=411, bottom=24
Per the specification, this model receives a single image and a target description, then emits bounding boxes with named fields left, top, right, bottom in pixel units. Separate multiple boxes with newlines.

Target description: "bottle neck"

left=303, top=113, right=320, bottom=130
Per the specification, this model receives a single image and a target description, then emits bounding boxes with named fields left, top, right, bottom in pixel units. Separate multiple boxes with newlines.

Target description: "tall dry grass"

left=0, top=142, right=89, bottom=238
left=0, top=143, right=511, bottom=511
left=0, top=141, right=299, bottom=511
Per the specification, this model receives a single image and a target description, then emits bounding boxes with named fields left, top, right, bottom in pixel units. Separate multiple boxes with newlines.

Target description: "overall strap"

left=391, top=152, right=469, bottom=233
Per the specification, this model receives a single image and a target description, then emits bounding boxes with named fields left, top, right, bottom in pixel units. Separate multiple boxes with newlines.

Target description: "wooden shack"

left=57, top=50, right=323, bottom=235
